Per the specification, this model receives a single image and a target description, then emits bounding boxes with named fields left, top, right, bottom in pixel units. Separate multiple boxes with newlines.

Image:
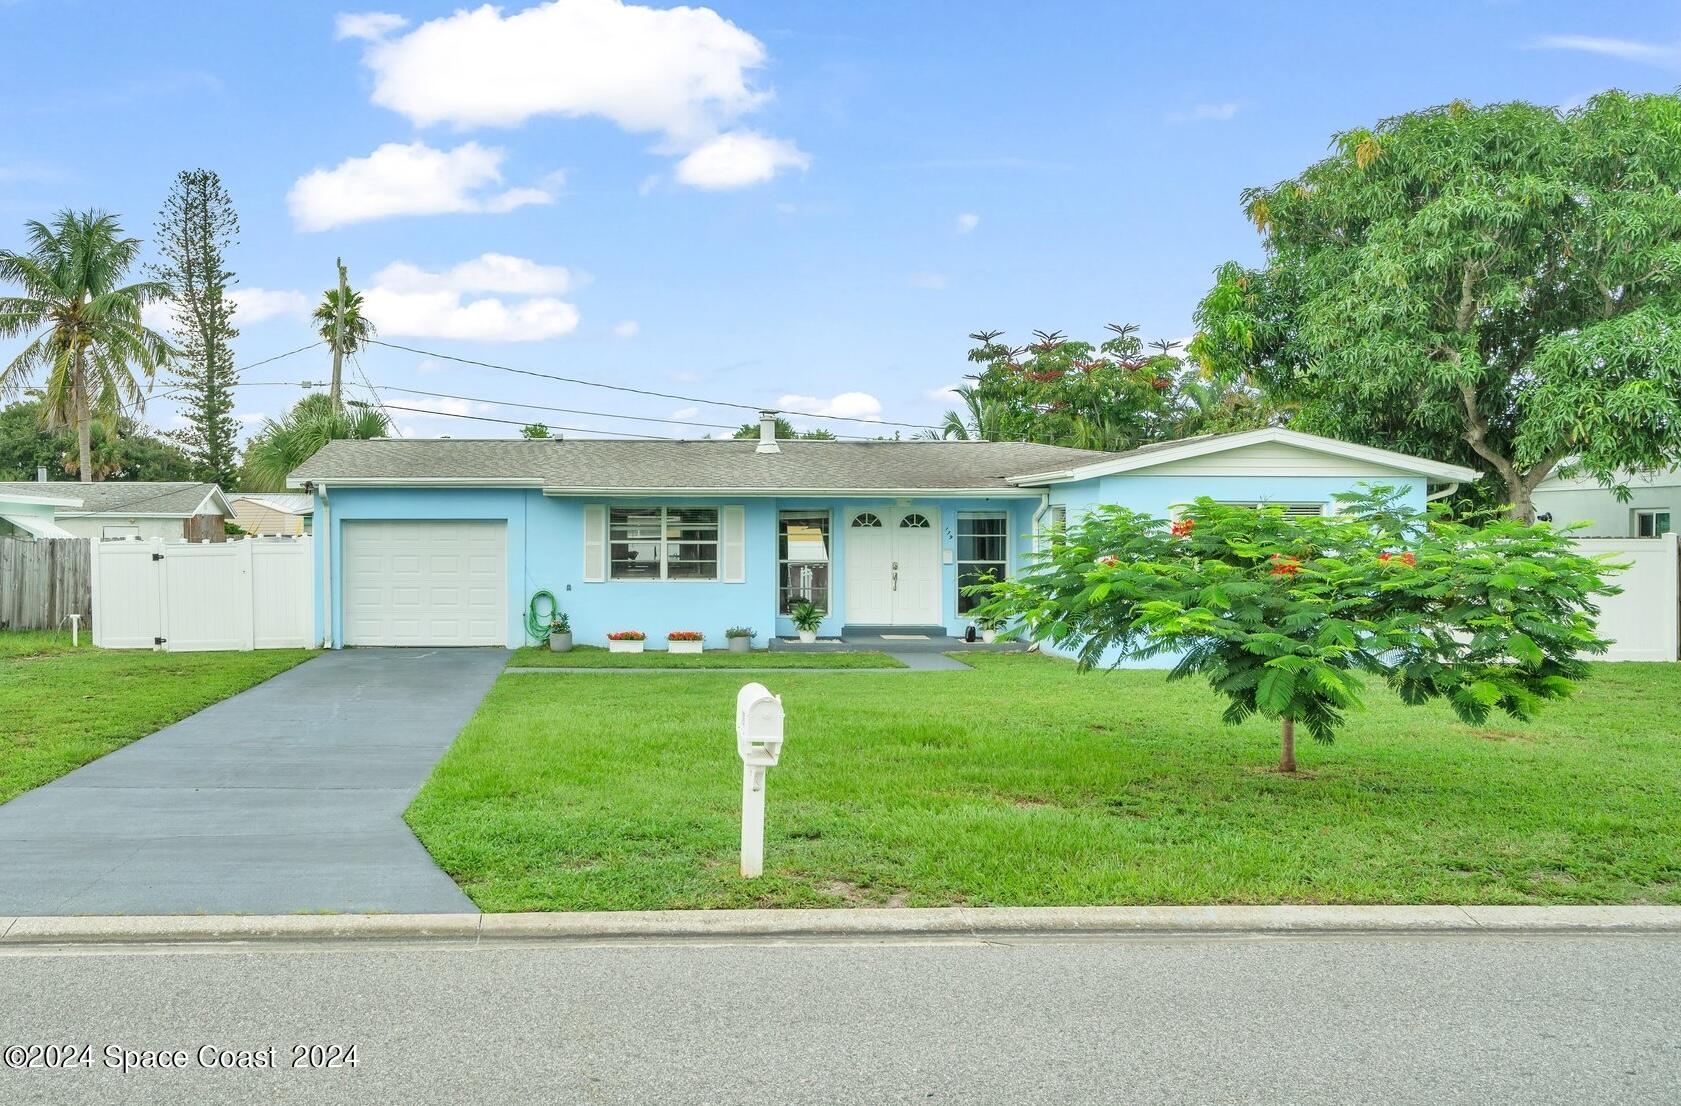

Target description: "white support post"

left=741, top=764, right=767, bottom=878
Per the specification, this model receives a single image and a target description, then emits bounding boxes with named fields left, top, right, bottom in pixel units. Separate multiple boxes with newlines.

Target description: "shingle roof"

left=0, top=481, right=226, bottom=516
left=287, top=438, right=1116, bottom=491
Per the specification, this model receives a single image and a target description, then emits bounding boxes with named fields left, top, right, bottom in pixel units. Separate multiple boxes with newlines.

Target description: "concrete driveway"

left=0, top=648, right=507, bottom=916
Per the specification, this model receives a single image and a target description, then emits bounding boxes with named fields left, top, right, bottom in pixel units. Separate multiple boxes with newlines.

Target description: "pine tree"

left=152, top=169, right=241, bottom=487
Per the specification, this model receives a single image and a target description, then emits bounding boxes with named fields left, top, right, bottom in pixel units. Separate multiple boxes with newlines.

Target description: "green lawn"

left=0, top=630, right=315, bottom=805
left=509, top=645, right=905, bottom=669
left=407, top=654, right=1681, bottom=911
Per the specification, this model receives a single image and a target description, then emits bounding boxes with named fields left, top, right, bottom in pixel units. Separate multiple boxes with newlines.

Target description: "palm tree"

left=0, top=210, right=174, bottom=482
left=930, top=384, right=1007, bottom=441
left=313, top=270, right=377, bottom=412
left=312, top=285, right=376, bottom=355
left=242, top=393, right=391, bottom=491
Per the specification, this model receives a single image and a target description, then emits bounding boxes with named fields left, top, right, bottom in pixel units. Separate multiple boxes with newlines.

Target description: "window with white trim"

left=609, top=507, right=719, bottom=580
left=1635, top=509, right=1672, bottom=538
left=956, top=511, right=1009, bottom=614
left=778, top=510, right=830, bottom=613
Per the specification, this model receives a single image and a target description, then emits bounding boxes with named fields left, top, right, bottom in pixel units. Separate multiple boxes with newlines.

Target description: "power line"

left=362, top=338, right=940, bottom=431
left=364, top=399, right=688, bottom=440
left=364, top=382, right=743, bottom=432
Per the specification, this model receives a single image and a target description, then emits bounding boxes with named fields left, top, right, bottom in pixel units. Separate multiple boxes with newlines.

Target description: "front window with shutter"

left=609, top=506, right=720, bottom=580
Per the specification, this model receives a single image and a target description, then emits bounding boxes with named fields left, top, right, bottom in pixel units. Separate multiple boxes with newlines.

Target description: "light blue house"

left=287, top=419, right=1477, bottom=654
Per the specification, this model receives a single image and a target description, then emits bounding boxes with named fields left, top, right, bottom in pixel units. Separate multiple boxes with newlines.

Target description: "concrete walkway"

left=0, top=648, right=507, bottom=917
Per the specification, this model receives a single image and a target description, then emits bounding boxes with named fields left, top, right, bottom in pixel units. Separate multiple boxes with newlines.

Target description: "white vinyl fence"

left=92, top=536, right=313, bottom=651
left=1576, top=535, right=1680, bottom=662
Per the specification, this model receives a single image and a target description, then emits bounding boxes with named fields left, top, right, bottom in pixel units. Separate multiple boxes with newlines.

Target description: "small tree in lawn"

left=974, top=488, right=1616, bottom=772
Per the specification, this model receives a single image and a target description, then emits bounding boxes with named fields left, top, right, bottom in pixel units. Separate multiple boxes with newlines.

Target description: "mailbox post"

left=735, top=682, right=785, bottom=878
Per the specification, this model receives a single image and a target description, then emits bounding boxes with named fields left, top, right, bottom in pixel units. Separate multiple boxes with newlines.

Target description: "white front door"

left=341, top=520, right=507, bottom=646
left=843, top=507, right=941, bottom=625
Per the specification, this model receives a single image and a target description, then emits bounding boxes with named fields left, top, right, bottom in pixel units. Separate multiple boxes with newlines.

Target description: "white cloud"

left=673, top=131, right=810, bottom=190
left=670, top=406, right=699, bottom=420
left=1168, top=102, right=1240, bottom=123
left=954, top=212, right=980, bottom=234
left=907, top=272, right=949, bottom=290
left=354, top=0, right=770, bottom=139
left=374, top=254, right=574, bottom=296
left=232, top=288, right=312, bottom=323
left=612, top=320, right=640, bottom=338
left=144, top=286, right=311, bottom=330
left=1530, top=34, right=1681, bottom=67
left=348, top=1, right=806, bottom=188
left=363, top=255, right=581, bottom=342
left=776, top=391, right=883, bottom=422
left=335, top=11, right=408, bottom=41
left=287, top=141, right=554, bottom=231
left=925, top=383, right=965, bottom=404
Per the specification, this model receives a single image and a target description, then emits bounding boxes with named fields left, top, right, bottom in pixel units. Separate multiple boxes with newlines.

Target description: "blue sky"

left=2, top=0, right=1678, bottom=442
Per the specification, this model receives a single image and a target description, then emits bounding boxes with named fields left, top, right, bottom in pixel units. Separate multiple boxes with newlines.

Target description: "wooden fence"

left=0, top=536, right=92, bottom=632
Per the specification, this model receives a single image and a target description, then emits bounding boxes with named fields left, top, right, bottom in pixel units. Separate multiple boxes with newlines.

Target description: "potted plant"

left=548, top=611, right=573, bottom=652
left=788, top=600, right=823, bottom=644
left=607, top=630, right=646, bottom=654
left=725, top=626, right=755, bottom=653
left=975, top=613, right=1002, bottom=645
left=667, top=630, right=705, bottom=655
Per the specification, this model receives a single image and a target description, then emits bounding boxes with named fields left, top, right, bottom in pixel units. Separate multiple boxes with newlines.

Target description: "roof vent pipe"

left=756, top=410, right=781, bottom=454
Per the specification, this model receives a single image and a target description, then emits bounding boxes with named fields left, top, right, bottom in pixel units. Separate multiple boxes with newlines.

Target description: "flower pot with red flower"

left=607, top=630, right=646, bottom=654
left=666, top=630, right=705, bottom=655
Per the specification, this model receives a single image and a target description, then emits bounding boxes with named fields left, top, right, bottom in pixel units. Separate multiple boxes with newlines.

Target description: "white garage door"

left=341, top=520, right=507, bottom=646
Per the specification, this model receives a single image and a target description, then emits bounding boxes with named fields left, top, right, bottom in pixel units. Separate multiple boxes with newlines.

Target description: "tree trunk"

left=1279, top=717, right=1297, bottom=774
left=1504, top=482, right=1534, bottom=523
left=74, top=356, right=93, bottom=483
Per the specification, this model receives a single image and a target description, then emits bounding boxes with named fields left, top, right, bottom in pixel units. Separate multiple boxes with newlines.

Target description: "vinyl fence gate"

left=91, top=536, right=314, bottom=651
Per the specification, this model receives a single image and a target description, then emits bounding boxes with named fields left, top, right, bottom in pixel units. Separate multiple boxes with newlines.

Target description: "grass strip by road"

left=508, top=645, right=904, bottom=669
left=408, top=654, right=1681, bottom=912
left=0, top=630, right=315, bottom=806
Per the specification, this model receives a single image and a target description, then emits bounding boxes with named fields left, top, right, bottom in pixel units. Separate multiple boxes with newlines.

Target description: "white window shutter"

left=721, top=505, right=746, bottom=583
left=582, top=505, right=606, bottom=582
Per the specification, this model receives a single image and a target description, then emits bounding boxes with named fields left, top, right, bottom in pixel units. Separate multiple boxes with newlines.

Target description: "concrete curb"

left=4, top=905, right=1681, bottom=945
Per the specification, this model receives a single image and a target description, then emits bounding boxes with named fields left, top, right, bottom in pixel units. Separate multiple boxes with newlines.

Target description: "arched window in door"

left=851, top=512, right=883, bottom=527
left=899, top=512, right=931, bottom=528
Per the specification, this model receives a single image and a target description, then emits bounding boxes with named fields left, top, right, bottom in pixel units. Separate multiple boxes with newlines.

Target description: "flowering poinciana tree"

left=974, top=488, right=1616, bottom=772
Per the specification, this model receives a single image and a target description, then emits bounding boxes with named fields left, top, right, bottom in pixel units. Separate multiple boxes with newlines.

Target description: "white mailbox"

left=735, top=682, right=785, bottom=878
left=736, top=682, right=785, bottom=767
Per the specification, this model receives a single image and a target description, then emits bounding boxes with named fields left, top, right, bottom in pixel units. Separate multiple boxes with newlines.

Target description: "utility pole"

left=329, top=257, right=348, bottom=413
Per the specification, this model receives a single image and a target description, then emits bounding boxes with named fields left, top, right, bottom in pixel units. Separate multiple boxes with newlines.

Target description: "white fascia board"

left=1007, top=428, right=1481, bottom=485
left=282, top=477, right=547, bottom=489
left=540, top=486, right=1044, bottom=498
left=195, top=488, right=236, bottom=517
left=0, top=491, right=84, bottom=509
left=1537, top=467, right=1681, bottom=491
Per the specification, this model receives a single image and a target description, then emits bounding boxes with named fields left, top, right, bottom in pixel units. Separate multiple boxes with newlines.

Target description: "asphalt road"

left=1, top=931, right=1677, bottom=1105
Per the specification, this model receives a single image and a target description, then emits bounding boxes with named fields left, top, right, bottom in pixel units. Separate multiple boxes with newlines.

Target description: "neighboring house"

left=0, top=481, right=233, bottom=542
left=0, top=490, right=82, bottom=539
left=1532, top=469, right=1677, bottom=538
left=228, top=492, right=313, bottom=536
left=288, top=419, right=1477, bottom=652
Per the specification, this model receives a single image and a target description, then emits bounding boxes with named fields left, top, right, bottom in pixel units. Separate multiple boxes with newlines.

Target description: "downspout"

left=317, top=484, right=334, bottom=649
left=1029, top=490, right=1051, bottom=552
left=1426, top=482, right=1459, bottom=502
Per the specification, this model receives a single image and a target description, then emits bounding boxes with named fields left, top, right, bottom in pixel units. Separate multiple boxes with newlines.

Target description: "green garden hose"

left=525, top=589, right=560, bottom=641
